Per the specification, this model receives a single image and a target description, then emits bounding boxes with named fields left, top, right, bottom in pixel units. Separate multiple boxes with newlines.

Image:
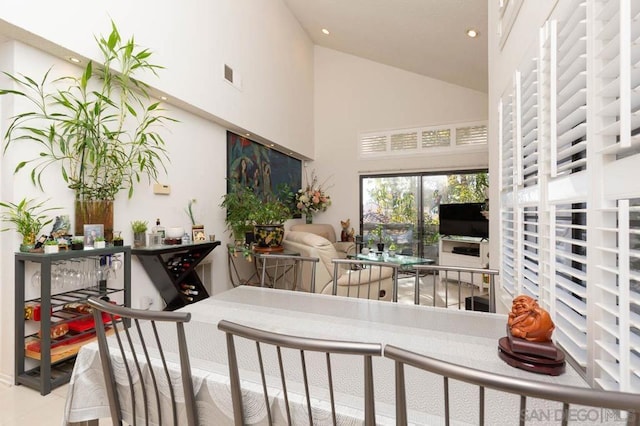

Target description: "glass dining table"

left=351, top=251, right=434, bottom=273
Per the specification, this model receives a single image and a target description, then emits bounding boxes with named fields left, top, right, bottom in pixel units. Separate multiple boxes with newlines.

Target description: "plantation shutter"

left=359, top=121, right=486, bottom=158
left=552, top=202, right=588, bottom=368
left=519, top=54, right=540, bottom=187
left=553, top=0, right=587, bottom=177
left=501, top=206, right=517, bottom=297
left=521, top=206, right=540, bottom=299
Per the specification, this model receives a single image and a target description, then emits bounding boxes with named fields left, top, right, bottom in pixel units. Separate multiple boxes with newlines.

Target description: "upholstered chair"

left=289, top=223, right=355, bottom=257
left=283, top=231, right=394, bottom=300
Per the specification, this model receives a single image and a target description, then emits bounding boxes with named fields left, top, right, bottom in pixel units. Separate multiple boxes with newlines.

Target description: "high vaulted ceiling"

left=283, top=0, right=488, bottom=93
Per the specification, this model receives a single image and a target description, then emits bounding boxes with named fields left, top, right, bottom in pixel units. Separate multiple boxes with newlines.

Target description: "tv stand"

left=439, top=237, right=490, bottom=290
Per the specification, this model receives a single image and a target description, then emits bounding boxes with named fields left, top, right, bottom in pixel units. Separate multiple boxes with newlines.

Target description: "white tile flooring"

left=2, top=275, right=486, bottom=425
left=0, top=381, right=69, bottom=425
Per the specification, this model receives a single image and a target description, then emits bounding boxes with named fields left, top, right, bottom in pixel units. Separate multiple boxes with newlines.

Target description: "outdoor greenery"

left=0, top=21, right=173, bottom=202
left=362, top=172, right=489, bottom=255
left=367, top=181, right=416, bottom=224
left=444, top=172, right=488, bottom=203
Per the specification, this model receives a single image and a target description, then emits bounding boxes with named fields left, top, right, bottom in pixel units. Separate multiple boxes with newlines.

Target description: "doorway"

left=359, top=170, right=488, bottom=262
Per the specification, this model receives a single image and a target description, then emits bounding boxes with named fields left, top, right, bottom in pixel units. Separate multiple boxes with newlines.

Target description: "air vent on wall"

left=223, top=64, right=242, bottom=90
left=224, top=64, right=233, bottom=83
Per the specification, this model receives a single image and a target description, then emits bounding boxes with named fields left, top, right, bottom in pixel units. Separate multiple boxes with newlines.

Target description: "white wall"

left=312, top=46, right=488, bottom=235
left=0, top=0, right=314, bottom=158
left=0, top=0, right=314, bottom=385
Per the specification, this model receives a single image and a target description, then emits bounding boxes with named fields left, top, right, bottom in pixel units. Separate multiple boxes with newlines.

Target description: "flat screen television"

left=438, top=202, right=488, bottom=239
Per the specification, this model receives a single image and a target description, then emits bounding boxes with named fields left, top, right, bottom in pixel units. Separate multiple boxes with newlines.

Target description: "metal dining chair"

left=412, top=264, right=499, bottom=312
left=255, top=253, right=319, bottom=292
left=217, top=319, right=382, bottom=426
left=87, top=296, right=197, bottom=426
left=331, top=258, right=400, bottom=301
left=384, top=344, right=640, bottom=426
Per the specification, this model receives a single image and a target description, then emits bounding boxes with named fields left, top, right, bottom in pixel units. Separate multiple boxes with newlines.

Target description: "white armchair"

left=289, top=223, right=355, bottom=258
left=283, top=231, right=394, bottom=300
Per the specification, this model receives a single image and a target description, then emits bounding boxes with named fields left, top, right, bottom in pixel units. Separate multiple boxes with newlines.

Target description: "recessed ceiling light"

left=68, top=57, right=81, bottom=64
left=269, top=143, right=275, bottom=147
left=160, top=96, right=168, bottom=101
left=245, top=133, right=251, bottom=137
left=466, top=29, right=479, bottom=38
left=321, top=28, right=330, bottom=35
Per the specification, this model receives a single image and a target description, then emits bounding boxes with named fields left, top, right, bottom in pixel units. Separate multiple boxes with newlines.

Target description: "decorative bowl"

left=166, top=227, right=184, bottom=239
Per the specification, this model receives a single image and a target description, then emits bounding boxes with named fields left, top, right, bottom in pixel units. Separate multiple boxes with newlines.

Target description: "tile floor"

left=2, top=275, right=486, bottom=425
left=0, top=381, right=70, bottom=425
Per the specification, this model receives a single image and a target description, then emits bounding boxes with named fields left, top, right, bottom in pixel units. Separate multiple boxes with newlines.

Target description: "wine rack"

left=14, top=246, right=131, bottom=395
left=132, top=241, right=220, bottom=311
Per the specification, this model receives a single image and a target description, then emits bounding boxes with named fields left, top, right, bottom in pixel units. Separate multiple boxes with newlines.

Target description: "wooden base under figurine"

left=498, top=327, right=566, bottom=376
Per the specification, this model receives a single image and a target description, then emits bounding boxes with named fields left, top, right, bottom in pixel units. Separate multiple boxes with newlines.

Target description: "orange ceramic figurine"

left=507, top=295, right=555, bottom=342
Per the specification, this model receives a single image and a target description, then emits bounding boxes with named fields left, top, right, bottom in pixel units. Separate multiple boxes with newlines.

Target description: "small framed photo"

left=192, top=227, right=206, bottom=242
left=83, top=224, right=104, bottom=247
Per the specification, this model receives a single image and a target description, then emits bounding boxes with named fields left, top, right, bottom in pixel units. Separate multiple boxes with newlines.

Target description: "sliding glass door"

left=360, top=170, right=488, bottom=262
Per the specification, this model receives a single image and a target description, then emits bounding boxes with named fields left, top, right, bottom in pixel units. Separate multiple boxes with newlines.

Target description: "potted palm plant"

left=0, top=21, right=173, bottom=242
left=0, top=198, right=61, bottom=252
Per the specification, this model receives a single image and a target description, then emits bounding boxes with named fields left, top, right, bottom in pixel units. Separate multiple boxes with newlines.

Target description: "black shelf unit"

left=14, top=246, right=131, bottom=395
left=132, top=241, right=220, bottom=311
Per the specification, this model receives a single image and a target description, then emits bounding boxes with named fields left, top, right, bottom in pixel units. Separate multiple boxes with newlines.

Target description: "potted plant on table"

left=0, top=198, right=60, bottom=252
left=94, top=236, right=106, bottom=249
left=43, top=239, right=59, bottom=254
left=219, top=181, right=261, bottom=246
left=71, top=237, right=84, bottom=250
left=370, top=224, right=386, bottom=253
left=250, top=185, right=294, bottom=252
left=112, top=231, right=124, bottom=246
left=0, top=21, right=173, bottom=242
left=131, top=220, right=148, bottom=248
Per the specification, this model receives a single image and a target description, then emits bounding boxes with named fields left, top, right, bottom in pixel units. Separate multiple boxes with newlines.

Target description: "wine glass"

left=31, top=270, right=41, bottom=291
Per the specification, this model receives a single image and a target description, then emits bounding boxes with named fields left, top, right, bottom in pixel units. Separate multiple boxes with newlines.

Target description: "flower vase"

left=305, top=214, right=313, bottom=224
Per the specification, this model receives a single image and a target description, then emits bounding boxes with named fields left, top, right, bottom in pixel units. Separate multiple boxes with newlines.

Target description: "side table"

left=227, top=244, right=300, bottom=288
left=133, top=241, right=220, bottom=310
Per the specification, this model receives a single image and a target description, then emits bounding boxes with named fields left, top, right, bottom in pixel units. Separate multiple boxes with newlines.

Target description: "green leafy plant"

left=94, top=236, right=105, bottom=242
left=250, top=184, right=294, bottom=225
left=131, top=220, right=148, bottom=233
left=370, top=224, right=384, bottom=243
left=0, top=198, right=60, bottom=246
left=219, top=181, right=261, bottom=240
left=185, top=198, right=198, bottom=226
left=0, top=20, right=173, bottom=202
left=44, top=239, right=59, bottom=246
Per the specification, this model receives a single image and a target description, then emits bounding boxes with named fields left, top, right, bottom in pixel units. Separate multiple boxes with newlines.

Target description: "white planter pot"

left=44, top=245, right=59, bottom=254
left=94, top=241, right=106, bottom=249
left=361, top=247, right=370, bottom=255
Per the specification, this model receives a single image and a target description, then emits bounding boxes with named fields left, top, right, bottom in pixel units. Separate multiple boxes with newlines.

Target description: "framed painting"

left=226, top=131, right=302, bottom=215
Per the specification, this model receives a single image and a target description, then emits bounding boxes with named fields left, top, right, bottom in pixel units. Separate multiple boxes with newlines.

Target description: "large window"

left=360, top=171, right=488, bottom=262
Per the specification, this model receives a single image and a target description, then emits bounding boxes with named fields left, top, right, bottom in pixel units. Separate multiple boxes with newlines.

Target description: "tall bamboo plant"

left=0, top=20, right=174, bottom=201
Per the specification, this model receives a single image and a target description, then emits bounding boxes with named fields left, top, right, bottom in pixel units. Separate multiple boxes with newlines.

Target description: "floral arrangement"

left=295, top=171, right=332, bottom=218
